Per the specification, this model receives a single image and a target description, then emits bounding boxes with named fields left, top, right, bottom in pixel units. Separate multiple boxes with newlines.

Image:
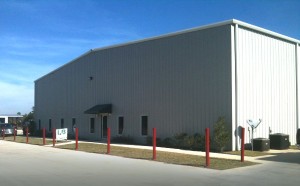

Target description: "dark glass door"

left=102, top=116, right=107, bottom=138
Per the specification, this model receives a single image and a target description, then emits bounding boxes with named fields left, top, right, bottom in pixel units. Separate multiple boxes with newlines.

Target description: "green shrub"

left=183, top=135, right=194, bottom=148
left=111, top=136, right=135, bottom=144
left=174, top=133, right=188, bottom=140
left=191, top=133, right=205, bottom=150
left=213, top=116, right=230, bottom=152
left=160, top=133, right=205, bottom=151
left=146, top=136, right=162, bottom=146
left=162, top=137, right=177, bottom=148
left=174, top=133, right=188, bottom=148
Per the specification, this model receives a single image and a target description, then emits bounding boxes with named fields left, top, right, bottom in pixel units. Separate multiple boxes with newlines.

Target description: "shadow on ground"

left=257, top=152, right=300, bottom=164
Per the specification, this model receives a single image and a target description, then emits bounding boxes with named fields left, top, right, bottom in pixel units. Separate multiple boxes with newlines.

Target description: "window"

left=72, top=118, right=76, bottom=134
left=61, top=119, right=64, bottom=128
left=141, top=116, right=148, bottom=136
left=72, top=118, right=76, bottom=128
left=38, top=120, right=41, bottom=130
left=118, top=117, right=124, bottom=135
left=102, top=116, right=107, bottom=137
left=90, top=118, right=95, bottom=133
left=49, top=119, right=52, bottom=131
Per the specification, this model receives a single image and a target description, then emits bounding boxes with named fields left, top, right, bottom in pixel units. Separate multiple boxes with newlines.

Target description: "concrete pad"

left=268, top=149, right=299, bottom=153
left=1, top=140, right=299, bottom=186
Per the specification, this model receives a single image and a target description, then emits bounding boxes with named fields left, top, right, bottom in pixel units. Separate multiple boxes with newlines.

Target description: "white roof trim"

left=232, top=19, right=300, bottom=44
left=91, top=19, right=299, bottom=52
left=0, top=115, right=23, bottom=117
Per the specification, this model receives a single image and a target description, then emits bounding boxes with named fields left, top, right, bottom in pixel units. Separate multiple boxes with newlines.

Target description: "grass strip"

left=57, top=143, right=258, bottom=170
left=2, top=136, right=65, bottom=145
left=289, top=145, right=299, bottom=150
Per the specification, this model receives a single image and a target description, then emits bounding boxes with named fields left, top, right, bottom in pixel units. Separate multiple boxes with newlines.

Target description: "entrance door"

left=102, top=116, right=107, bottom=138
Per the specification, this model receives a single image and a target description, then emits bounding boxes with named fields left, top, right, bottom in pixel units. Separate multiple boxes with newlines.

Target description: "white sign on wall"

left=56, top=128, right=68, bottom=141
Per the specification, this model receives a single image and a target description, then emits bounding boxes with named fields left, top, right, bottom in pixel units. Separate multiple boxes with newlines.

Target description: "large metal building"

left=35, top=19, right=300, bottom=150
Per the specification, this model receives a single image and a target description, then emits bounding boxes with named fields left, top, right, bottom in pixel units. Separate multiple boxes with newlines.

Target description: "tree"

left=213, top=116, right=230, bottom=152
left=23, top=112, right=34, bottom=123
left=22, top=107, right=36, bottom=135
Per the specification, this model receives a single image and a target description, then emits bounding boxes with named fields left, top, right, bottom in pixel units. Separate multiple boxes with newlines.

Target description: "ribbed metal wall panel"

left=298, top=44, right=300, bottom=132
left=236, top=27, right=297, bottom=147
left=35, top=25, right=233, bottom=144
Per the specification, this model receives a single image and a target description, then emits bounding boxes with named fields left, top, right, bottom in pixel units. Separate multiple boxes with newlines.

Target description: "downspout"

left=234, top=23, right=239, bottom=151
left=297, top=43, right=299, bottom=131
left=231, top=22, right=239, bottom=151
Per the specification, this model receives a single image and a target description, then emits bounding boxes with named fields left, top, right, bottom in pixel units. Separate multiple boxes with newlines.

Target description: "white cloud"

left=0, top=81, right=33, bottom=114
left=0, top=35, right=139, bottom=60
left=0, top=1, right=143, bottom=115
left=0, top=57, right=58, bottom=115
left=0, top=58, right=57, bottom=82
left=0, top=34, right=137, bottom=115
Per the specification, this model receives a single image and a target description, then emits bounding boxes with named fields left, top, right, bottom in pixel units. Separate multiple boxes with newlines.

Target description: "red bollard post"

left=43, top=128, right=46, bottom=145
left=241, top=127, right=245, bottom=162
left=153, top=128, right=157, bottom=160
left=52, top=128, right=56, bottom=147
left=75, top=128, right=78, bottom=150
left=205, top=128, right=210, bottom=167
left=14, top=127, right=16, bottom=141
left=107, top=128, right=111, bottom=154
left=26, top=127, right=29, bottom=144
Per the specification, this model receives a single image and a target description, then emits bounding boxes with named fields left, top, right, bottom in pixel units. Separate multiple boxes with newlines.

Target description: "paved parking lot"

left=1, top=140, right=299, bottom=186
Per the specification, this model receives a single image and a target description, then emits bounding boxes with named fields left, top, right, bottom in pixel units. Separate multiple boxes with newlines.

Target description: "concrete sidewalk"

left=49, top=139, right=299, bottom=162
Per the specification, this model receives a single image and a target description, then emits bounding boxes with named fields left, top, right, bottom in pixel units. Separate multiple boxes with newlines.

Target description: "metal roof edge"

left=35, top=19, right=235, bottom=83
left=34, top=49, right=94, bottom=82
left=92, top=19, right=235, bottom=52
left=92, top=19, right=299, bottom=52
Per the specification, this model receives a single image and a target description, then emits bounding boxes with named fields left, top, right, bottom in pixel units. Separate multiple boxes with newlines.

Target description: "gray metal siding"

left=35, top=25, right=232, bottom=144
left=235, top=26, right=298, bottom=147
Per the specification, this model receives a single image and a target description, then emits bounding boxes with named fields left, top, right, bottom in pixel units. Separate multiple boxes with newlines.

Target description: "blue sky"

left=0, top=0, right=299, bottom=115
